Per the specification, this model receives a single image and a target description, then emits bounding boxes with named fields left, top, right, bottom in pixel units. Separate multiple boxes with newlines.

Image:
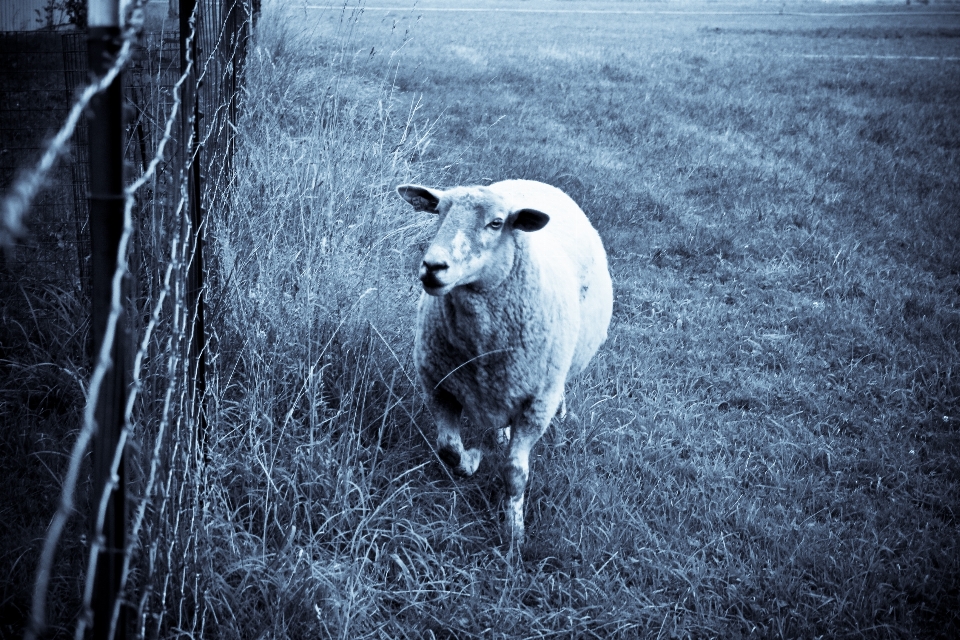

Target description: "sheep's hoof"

left=503, top=497, right=526, bottom=549
left=439, top=446, right=482, bottom=476
left=459, top=447, right=483, bottom=476
left=438, top=446, right=461, bottom=469
left=496, top=426, right=511, bottom=447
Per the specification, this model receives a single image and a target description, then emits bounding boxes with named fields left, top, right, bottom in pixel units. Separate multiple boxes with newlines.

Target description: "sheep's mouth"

left=421, top=280, right=454, bottom=296
left=420, top=271, right=456, bottom=296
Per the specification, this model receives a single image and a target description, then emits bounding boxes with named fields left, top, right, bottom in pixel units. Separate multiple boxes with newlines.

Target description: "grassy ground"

left=189, top=1, right=959, bottom=637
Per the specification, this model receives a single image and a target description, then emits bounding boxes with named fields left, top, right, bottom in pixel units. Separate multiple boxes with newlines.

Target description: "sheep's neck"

left=442, top=247, right=532, bottom=355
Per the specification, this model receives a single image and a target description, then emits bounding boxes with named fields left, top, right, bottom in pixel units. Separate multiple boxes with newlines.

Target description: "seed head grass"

left=188, top=2, right=960, bottom=637
left=193, top=3, right=960, bottom=637
left=2, top=1, right=953, bottom=638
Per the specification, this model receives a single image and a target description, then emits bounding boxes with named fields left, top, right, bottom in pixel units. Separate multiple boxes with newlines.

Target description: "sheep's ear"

left=397, top=184, right=441, bottom=213
left=511, top=208, right=550, bottom=232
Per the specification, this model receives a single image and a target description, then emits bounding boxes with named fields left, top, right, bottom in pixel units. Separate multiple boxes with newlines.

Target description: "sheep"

left=396, top=179, right=613, bottom=545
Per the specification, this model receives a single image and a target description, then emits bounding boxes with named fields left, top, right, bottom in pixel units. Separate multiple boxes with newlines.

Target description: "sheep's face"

left=397, top=184, right=550, bottom=296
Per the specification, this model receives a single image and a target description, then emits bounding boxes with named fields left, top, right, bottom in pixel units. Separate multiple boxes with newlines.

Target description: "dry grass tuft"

left=193, top=3, right=960, bottom=637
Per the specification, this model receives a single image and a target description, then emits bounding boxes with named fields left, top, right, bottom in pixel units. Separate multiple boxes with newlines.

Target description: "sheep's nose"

left=420, top=258, right=449, bottom=288
left=422, top=258, right=449, bottom=274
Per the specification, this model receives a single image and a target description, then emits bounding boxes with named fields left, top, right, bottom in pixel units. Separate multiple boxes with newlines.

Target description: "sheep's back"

left=490, top=180, right=612, bottom=376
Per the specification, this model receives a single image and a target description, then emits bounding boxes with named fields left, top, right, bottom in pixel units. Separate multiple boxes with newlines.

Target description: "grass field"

left=197, top=1, right=960, bottom=637
left=3, top=0, right=953, bottom=637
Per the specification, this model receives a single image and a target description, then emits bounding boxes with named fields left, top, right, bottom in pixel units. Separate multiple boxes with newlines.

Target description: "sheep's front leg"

left=502, top=390, right=563, bottom=547
left=428, top=388, right=482, bottom=477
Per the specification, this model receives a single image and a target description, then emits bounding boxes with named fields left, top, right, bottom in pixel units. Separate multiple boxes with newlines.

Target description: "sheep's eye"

left=488, top=219, right=504, bottom=230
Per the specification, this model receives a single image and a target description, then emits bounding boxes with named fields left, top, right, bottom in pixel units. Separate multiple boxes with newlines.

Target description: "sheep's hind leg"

left=430, top=389, right=482, bottom=477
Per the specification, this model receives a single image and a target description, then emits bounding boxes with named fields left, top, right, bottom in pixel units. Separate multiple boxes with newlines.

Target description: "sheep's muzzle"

left=420, top=258, right=451, bottom=295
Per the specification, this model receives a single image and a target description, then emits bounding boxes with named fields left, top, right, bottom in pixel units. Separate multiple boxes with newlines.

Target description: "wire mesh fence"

left=0, top=1, right=253, bottom=637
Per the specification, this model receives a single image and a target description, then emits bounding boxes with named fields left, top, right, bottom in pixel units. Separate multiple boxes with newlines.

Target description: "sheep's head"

left=397, top=184, right=550, bottom=296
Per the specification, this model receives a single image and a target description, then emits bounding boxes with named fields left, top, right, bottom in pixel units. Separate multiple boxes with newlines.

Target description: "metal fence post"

left=180, top=0, right=207, bottom=444
left=87, top=0, right=127, bottom=638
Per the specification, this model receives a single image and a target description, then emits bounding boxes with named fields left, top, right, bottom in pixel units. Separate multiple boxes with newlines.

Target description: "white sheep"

left=397, top=179, right=613, bottom=545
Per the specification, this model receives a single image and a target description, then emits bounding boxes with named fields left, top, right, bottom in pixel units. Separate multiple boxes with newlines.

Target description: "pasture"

left=204, top=1, right=960, bottom=637
left=5, top=0, right=958, bottom=637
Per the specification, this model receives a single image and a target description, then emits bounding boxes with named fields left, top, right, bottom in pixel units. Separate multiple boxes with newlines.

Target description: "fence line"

left=0, top=0, right=254, bottom=637
left=16, top=32, right=132, bottom=639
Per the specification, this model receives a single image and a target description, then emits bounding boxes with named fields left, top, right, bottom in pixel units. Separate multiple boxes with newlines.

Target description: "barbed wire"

left=75, top=12, right=203, bottom=637
left=22, top=27, right=140, bottom=640
left=14, top=1, right=252, bottom=637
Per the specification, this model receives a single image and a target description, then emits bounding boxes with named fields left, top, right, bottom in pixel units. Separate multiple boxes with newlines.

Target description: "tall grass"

left=198, top=8, right=491, bottom=637
left=188, top=3, right=960, bottom=638
left=0, top=279, right=90, bottom=637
